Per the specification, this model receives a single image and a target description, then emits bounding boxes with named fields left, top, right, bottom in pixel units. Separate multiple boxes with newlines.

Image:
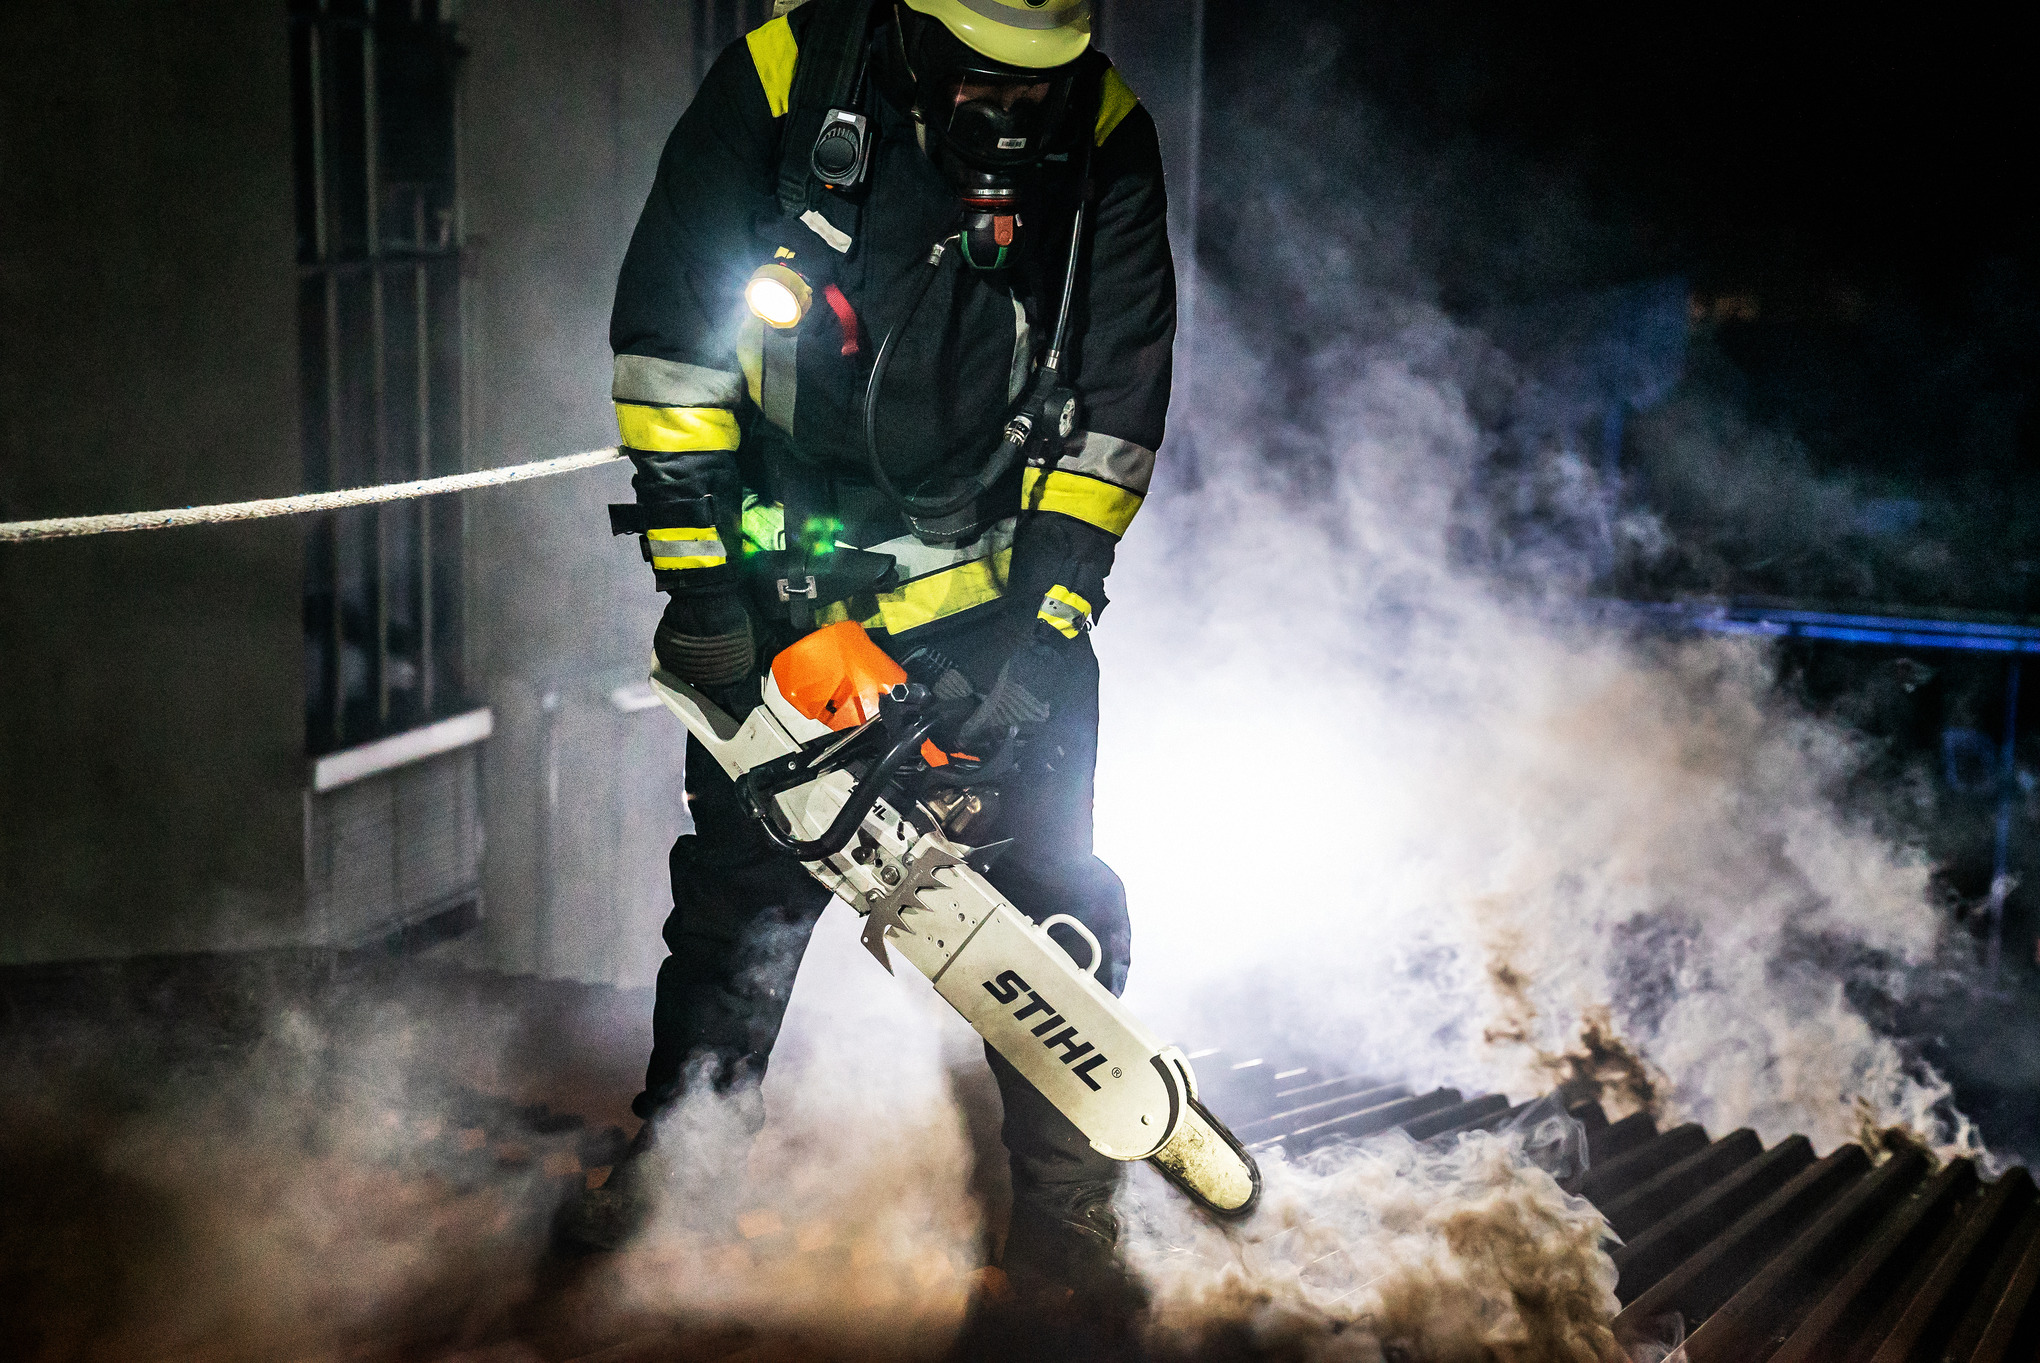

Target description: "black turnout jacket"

left=610, top=2, right=1174, bottom=645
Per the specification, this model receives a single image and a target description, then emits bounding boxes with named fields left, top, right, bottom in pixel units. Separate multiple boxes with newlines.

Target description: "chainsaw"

left=647, top=619, right=1261, bottom=1221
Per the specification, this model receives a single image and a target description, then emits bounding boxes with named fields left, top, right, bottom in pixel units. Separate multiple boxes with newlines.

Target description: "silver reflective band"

left=760, top=325, right=798, bottom=434
left=800, top=208, right=853, bottom=254
left=947, top=0, right=1091, bottom=30
left=613, top=354, right=745, bottom=408
left=1056, top=431, right=1155, bottom=494
left=1008, top=297, right=1033, bottom=401
left=860, top=515, right=1017, bottom=581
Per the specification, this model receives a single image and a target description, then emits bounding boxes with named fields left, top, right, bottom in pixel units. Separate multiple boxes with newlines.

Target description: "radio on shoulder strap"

left=775, top=0, right=880, bottom=223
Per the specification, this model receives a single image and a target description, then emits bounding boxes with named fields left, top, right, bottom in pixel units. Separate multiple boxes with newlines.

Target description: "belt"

left=743, top=495, right=1016, bottom=637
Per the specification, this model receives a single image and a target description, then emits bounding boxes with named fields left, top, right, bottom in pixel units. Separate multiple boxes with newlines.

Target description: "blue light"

left=1625, top=603, right=2040, bottom=655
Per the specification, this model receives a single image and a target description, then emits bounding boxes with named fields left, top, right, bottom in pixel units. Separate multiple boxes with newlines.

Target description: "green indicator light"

left=741, top=498, right=786, bottom=554
left=803, top=515, right=844, bottom=554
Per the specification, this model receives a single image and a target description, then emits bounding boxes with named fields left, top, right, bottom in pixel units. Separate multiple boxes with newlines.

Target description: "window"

left=291, top=0, right=466, bottom=755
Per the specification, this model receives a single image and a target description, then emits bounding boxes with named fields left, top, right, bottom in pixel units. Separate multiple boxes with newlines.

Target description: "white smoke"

left=1095, top=297, right=1981, bottom=1161
left=8, top=991, right=553, bottom=1360
left=0, top=921, right=993, bottom=1360
left=606, top=900, right=989, bottom=1349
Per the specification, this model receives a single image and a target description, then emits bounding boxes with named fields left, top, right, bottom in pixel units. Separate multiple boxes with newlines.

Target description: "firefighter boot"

left=1001, top=1175, right=1141, bottom=1306
left=949, top=1177, right=1144, bottom=1363
left=554, top=1078, right=771, bottom=1256
left=551, top=1119, right=663, bottom=1256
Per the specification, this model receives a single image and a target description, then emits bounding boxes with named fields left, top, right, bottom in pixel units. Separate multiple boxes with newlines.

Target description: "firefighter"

left=561, top=0, right=1173, bottom=1299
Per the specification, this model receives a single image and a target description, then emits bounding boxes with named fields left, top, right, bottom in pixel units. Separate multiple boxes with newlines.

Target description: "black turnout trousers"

left=635, top=615, right=1133, bottom=1207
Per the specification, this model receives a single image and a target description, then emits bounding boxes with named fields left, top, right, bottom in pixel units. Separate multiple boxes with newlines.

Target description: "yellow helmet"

left=900, top=0, right=1091, bottom=71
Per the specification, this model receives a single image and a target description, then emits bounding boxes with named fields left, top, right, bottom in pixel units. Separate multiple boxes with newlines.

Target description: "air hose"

left=862, top=146, right=1092, bottom=523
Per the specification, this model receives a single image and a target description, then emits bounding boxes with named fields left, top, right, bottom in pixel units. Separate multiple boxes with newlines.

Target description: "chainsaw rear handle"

left=740, top=712, right=936, bottom=861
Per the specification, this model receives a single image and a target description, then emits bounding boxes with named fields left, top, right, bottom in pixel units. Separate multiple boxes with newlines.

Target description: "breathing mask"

left=902, top=16, right=1077, bottom=270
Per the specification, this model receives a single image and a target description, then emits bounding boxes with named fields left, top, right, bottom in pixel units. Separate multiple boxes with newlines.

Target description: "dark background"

left=1202, top=0, right=2036, bottom=560
left=1199, top=2, right=2031, bottom=554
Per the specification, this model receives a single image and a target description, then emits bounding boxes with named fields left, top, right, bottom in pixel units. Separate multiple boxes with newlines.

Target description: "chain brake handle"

left=740, top=685, right=938, bottom=860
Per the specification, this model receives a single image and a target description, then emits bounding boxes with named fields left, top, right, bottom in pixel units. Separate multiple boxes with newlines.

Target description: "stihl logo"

left=982, top=970, right=1111, bottom=1090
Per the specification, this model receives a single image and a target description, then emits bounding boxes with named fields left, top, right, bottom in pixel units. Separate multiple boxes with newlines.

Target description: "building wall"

left=1099, top=0, right=1204, bottom=364
left=456, top=0, right=705, bottom=983
left=0, top=0, right=305, bottom=962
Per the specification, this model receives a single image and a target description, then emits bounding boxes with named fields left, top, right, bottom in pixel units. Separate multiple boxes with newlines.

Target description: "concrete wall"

left=0, top=1, right=305, bottom=962
left=457, top=0, right=704, bottom=983
left=1099, top=0, right=1204, bottom=360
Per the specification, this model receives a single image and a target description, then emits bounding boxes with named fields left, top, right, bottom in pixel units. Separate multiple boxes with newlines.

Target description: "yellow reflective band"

left=1021, top=466, right=1143, bottom=537
left=854, top=547, right=1014, bottom=637
left=815, top=599, right=886, bottom=630
left=646, top=526, right=727, bottom=571
left=876, top=548, right=1013, bottom=636
left=1038, top=583, right=1093, bottom=639
left=1046, top=583, right=1092, bottom=616
left=1096, top=67, right=1138, bottom=146
left=614, top=403, right=741, bottom=453
left=746, top=16, right=799, bottom=120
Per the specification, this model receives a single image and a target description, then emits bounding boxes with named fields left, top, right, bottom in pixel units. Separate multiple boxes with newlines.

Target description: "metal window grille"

left=291, top=0, right=467, bottom=756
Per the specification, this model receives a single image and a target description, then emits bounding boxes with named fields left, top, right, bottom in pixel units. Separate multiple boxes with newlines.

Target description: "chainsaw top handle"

left=739, top=683, right=938, bottom=861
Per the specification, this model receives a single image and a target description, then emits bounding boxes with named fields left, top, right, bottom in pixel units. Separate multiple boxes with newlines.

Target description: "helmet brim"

left=901, top=0, right=1092, bottom=70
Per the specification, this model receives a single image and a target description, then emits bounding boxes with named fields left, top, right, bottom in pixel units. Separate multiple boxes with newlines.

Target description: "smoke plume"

left=1099, top=287, right=1978, bottom=1161
left=1064, top=88, right=1993, bottom=1338
left=603, top=902, right=989, bottom=1351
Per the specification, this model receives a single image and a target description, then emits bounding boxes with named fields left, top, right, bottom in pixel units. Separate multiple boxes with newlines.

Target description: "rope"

left=0, top=448, right=625, bottom=544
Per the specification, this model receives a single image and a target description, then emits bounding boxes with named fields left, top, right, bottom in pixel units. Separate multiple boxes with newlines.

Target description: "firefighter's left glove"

left=958, top=634, right=1070, bottom=753
left=653, top=591, right=756, bottom=689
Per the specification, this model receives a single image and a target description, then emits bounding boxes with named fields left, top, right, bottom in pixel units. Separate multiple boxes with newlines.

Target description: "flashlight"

left=745, top=262, right=811, bottom=329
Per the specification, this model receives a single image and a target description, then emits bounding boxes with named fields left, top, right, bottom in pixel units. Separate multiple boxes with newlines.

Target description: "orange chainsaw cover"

left=771, top=621, right=908, bottom=732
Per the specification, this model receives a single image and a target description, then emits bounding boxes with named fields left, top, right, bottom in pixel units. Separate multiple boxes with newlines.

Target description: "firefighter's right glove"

left=653, top=591, right=755, bottom=689
left=958, top=634, right=1069, bottom=753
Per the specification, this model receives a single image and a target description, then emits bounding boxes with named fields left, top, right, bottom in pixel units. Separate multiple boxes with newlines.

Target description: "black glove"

left=653, top=591, right=755, bottom=688
left=958, top=633, right=1070, bottom=753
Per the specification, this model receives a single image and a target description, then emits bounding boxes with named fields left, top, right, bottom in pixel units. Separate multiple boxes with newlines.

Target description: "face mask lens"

left=952, top=79, right=1051, bottom=112
left=950, top=99, right=1025, bottom=158
left=933, top=71, right=1066, bottom=167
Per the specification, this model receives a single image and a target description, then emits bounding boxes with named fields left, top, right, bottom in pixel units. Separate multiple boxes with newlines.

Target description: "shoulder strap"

left=775, top=0, right=877, bottom=218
